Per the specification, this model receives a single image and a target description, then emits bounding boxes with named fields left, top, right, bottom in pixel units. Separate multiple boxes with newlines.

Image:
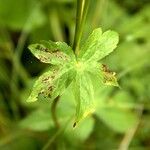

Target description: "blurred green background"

left=0, top=0, right=150, bottom=149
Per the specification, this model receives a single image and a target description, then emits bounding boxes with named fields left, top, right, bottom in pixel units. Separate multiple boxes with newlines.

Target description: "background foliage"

left=0, top=0, right=150, bottom=149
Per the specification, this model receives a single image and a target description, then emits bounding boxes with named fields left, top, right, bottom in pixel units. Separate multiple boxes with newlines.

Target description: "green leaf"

left=79, top=28, right=119, bottom=62
left=27, top=65, right=75, bottom=102
left=40, top=40, right=75, bottom=59
left=28, top=40, right=75, bottom=65
left=20, top=109, right=53, bottom=131
left=84, top=62, right=119, bottom=88
left=55, top=41, right=76, bottom=60
left=73, top=73, right=95, bottom=126
left=97, top=108, right=138, bottom=133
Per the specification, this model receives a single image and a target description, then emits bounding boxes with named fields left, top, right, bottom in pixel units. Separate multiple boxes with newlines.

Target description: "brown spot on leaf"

left=36, top=44, right=41, bottom=49
left=38, top=55, right=49, bottom=62
left=53, top=51, right=68, bottom=61
left=73, top=122, right=76, bottom=128
left=102, top=64, right=116, bottom=75
left=48, top=86, right=53, bottom=92
left=102, top=64, right=111, bottom=73
left=42, top=76, right=51, bottom=83
left=51, top=75, right=55, bottom=79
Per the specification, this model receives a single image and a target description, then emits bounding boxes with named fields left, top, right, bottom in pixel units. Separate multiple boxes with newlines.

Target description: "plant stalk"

left=73, top=0, right=90, bottom=56
left=51, top=0, right=90, bottom=129
left=42, top=118, right=71, bottom=150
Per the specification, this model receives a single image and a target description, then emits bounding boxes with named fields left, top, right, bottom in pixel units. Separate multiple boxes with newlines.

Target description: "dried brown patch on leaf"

left=101, top=64, right=119, bottom=87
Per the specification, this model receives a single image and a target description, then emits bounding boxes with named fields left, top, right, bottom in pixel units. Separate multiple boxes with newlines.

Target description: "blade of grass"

left=73, top=0, right=90, bottom=56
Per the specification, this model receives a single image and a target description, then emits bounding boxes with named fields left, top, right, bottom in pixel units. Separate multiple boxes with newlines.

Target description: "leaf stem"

left=42, top=118, right=71, bottom=150
left=118, top=106, right=143, bottom=150
left=51, top=96, right=60, bottom=129
left=73, top=0, right=90, bottom=56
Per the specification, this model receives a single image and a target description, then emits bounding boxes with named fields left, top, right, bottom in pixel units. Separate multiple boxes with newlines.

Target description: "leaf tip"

left=28, top=44, right=34, bottom=51
left=27, top=96, right=37, bottom=103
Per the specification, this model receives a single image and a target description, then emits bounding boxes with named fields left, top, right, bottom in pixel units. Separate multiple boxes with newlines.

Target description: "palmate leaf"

left=27, top=65, right=75, bottom=102
left=79, top=28, right=119, bottom=62
left=96, top=91, right=139, bottom=133
left=27, top=27, right=120, bottom=128
left=28, top=40, right=75, bottom=65
left=73, top=72, right=95, bottom=127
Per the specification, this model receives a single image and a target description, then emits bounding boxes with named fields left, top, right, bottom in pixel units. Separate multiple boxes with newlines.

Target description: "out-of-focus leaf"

left=0, top=134, right=39, bottom=150
left=20, top=109, right=53, bottom=131
left=56, top=86, right=75, bottom=123
left=0, top=0, right=46, bottom=31
left=96, top=91, right=139, bottom=133
left=0, top=61, right=9, bottom=84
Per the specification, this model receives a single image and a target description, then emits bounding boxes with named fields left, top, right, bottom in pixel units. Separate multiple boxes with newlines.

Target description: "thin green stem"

left=118, top=106, right=143, bottom=150
left=42, top=126, right=63, bottom=150
left=42, top=118, right=72, bottom=150
left=50, top=0, right=90, bottom=130
left=73, top=0, right=90, bottom=56
left=92, top=0, right=107, bottom=28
